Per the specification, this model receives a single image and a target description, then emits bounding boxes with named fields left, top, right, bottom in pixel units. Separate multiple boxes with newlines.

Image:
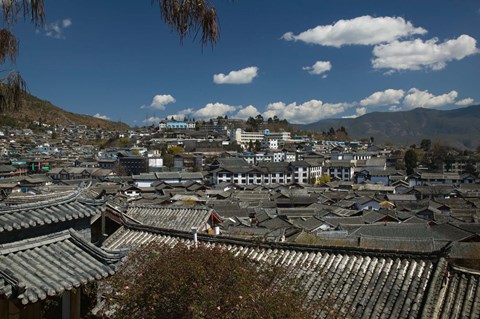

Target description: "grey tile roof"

left=0, top=229, right=125, bottom=305
left=0, top=190, right=102, bottom=233
left=102, top=224, right=459, bottom=319
left=126, top=205, right=217, bottom=232
left=420, top=262, right=480, bottom=319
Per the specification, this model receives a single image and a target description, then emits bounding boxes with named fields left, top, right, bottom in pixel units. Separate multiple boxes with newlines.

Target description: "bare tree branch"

left=152, top=0, right=220, bottom=47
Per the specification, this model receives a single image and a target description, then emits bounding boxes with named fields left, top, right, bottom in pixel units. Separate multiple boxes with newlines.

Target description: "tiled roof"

left=102, top=224, right=457, bottom=319
left=0, top=229, right=125, bottom=305
left=126, top=205, right=217, bottom=232
left=420, top=262, right=480, bottom=319
left=0, top=189, right=103, bottom=233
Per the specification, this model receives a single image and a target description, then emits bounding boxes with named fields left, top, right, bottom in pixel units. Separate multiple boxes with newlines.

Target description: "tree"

left=1, top=0, right=45, bottom=113
left=420, top=139, right=431, bottom=151
left=152, top=0, right=219, bottom=47
left=1, top=0, right=219, bottom=113
left=404, top=149, right=418, bottom=175
left=101, top=242, right=316, bottom=319
left=317, top=174, right=331, bottom=185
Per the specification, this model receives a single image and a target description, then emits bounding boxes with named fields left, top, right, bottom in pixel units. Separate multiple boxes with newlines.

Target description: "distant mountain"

left=299, top=105, right=480, bottom=149
left=0, top=93, right=129, bottom=131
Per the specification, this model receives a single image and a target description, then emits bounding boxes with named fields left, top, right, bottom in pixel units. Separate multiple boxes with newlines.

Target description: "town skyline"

left=13, top=0, right=480, bottom=125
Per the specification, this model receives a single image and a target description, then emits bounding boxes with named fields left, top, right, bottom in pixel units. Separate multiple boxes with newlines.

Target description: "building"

left=229, top=128, right=291, bottom=145
left=117, top=154, right=149, bottom=175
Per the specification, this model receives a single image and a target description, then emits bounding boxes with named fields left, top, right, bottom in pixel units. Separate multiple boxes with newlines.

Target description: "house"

left=323, top=160, right=355, bottom=181
left=102, top=221, right=480, bottom=319
left=0, top=188, right=125, bottom=318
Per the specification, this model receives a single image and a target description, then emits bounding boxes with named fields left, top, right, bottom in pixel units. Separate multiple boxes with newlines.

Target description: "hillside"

left=299, top=105, right=480, bottom=149
left=0, top=93, right=129, bottom=131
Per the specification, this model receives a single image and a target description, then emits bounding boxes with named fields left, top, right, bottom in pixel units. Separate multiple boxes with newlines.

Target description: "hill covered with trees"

left=0, top=93, right=129, bottom=131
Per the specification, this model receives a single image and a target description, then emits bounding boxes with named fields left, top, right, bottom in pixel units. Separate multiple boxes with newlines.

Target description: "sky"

left=11, top=0, right=480, bottom=126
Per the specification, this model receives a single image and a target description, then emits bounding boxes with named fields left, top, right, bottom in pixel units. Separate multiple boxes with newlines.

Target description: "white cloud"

left=234, top=105, right=259, bottom=119
left=263, top=100, right=353, bottom=124
left=39, top=18, right=73, bottom=39
left=303, top=61, right=332, bottom=75
left=372, top=35, right=479, bottom=71
left=282, top=15, right=426, bottom=47
left=147, top=94, right=176, bottom=110
left=356, top=107, right=367, bottom=117
left=194, top=103, right=237, bottom=118
left=143, top=116, right=163, bottom=123
left=401, top=88, right=458, bottom=110
left=167, top=108, right=195, bottom=121
left=93, top=113, right=111, bottom=120
left=360, top=89, right=405, bottom=107
left=342, top=107, right=367, bottom=119
left=213, top=67, right=258, bottom=84
left=455, top=98, right=474, bottom=106
left=62, top=19, right=72, bottom=28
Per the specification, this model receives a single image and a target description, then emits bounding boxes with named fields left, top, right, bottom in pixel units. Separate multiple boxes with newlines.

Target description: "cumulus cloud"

left=145, top=94, right=176, bottom=110
left=360, top=89, right=405, bottom=107
left=303, top=61, right=332, bottom=75
left=37, top=18, right=73, bottom=39
left=262, top=100, right=353, bottom=124
left=282, top=15, right=426, bottom=47
left=166, top=108, right=195, bottom=121
left=400, top=88, right=458, bottom=110
left=93, top=113, right=111, bottom=120
left=455, top=98, right=474, bottom=106
left=194, top=103, right=237, bottom=118
left=372, top=35, right=479, bottom=71
left=342, top=107, right=367, bottom=119
left=143, top=116, right=163, bottom=123
left=234, top=105, right=259, bottom=119
left=213, top=67, right=258, bottom=84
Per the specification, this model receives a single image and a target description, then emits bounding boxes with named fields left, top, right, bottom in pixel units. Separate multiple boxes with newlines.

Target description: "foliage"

left=420, top=139, right=431, bottom=151
left=404, top=148, right=418, bottom=175
left=316, top=174, right=331, bottom=185
left=101, top=242, right=316, bottom=319
left=1, top=0, right=45, bottom=112
left=167, top=145, right=184, bottom=155
left=152, top=0, right=219, bottom=47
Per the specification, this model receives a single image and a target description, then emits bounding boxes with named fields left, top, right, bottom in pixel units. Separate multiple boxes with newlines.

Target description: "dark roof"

left=126, top=205, right=217, bottom=232
left=0, top=229, right=125, bottom=305
left=102, top=224, right=466, bottom=319
left=0, top=189, right=103, bottom=234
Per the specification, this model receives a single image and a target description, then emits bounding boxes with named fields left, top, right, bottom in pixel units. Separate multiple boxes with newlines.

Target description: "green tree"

left=420, top=139, right=431, bottom=151
left=167, top=145, right=184, bottom=155
left=102, top=243, right=316, bottom=319
left=404, top=149, right=418, bottom=175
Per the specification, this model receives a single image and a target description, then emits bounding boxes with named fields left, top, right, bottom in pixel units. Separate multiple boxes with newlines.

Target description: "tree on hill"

left=101, top=242, right=318, bottom=319
left=404, top=148, right=418, bottom=175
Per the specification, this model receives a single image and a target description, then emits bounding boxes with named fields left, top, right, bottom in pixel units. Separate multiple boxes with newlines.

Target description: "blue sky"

left=12, top=0, right=480, bottom=125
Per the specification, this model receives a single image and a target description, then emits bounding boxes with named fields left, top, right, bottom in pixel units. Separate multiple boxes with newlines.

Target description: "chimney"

left=191, top=227, right=198, bottom=247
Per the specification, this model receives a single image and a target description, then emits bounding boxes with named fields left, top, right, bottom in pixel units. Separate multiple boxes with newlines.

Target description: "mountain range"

left=0, top=93, right=129, bottom=131
left=298, top=105, right=480, bottom=150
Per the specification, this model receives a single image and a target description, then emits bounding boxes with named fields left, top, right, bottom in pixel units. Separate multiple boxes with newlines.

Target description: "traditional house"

left=0, top=188, right=125, bottom=318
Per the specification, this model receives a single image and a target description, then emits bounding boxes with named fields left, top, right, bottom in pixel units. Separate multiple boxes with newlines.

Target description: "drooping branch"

left=0, top=1, right=44, bottom=112
left=1, top=0, right=45, bottom=27
left=0, top=29, right=19, bottom=64
left=152, top=0, right=219, bottom=47
left=0, top=71, right=27, bottom=112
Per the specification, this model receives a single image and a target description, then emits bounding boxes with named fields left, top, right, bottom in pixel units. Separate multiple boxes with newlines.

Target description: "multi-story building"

left=229, top=129, right=291, bottom=145
left=159, top=120, right=195, bottom=130
left=208, top=157, right=313, bottom=185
